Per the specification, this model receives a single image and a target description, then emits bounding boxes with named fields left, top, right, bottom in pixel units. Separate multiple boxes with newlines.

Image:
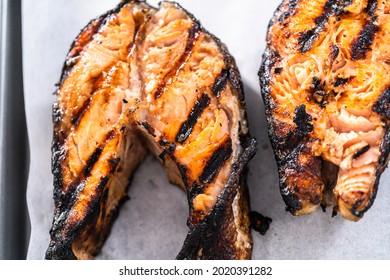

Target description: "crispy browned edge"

left=47, top=0, right=256, bottom=260
left=258, top=0, right=390, bottom=217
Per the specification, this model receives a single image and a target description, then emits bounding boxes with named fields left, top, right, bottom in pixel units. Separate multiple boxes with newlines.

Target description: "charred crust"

left=373, top=86, right=390, bottom=119
left=177, top=138, right=256, bottom=260
left=45, top=240, right=77, bottom=260
left=199, top=138, right=233, bottom=184
left=259, top=48, right=281, bottom=112
left=76, top=176, right=109, bottom=230
left=278, top=105, right=314, bottom=151
left=353, top=126, right=390, bottom=217
left=46, top=175, right=111, bottom=260
left=176, top=94, right=210, bottom=143
left=51, top=135, right=65, bottom=209
left=292, top=105, right=314, bottom=139
left=177, top=164, right=189, bottom=189
left=52, top=103, right=62, bottom=125
left=250, top=211, right=272, bottom=236
left=351, top=20, right=378, bottom=61
left=83, top=147, right=103, bottom=176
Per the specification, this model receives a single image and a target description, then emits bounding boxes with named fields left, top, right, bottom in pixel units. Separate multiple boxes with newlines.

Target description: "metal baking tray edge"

left=0, top=0, right=30, bottom=260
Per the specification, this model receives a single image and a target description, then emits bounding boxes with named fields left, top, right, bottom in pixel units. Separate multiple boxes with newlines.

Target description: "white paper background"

left=23, top=0, right=390, bottom=260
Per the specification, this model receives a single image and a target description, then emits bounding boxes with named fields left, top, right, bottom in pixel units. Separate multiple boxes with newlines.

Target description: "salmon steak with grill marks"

left=260, top=0, right=389, bottom=221
left=46, top=0, right=256, bottom=260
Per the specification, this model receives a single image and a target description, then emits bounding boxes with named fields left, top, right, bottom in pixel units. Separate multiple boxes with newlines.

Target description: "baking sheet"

left=23, top=0, right=390, bottom=260
left=0, top=0, right=30, bottom=259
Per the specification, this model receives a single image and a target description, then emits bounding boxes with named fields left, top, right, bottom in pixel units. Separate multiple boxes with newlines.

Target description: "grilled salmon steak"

left=260, top=0, right=390, bottom=221
left=46, top=0, right=256, bottom=260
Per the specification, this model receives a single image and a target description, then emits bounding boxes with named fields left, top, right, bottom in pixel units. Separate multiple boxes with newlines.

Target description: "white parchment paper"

left=23, top=0, right=390, bottom=260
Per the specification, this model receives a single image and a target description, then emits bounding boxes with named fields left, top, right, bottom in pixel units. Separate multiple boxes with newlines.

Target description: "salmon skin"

left=46, top=0, right=256, bottom=260
left=260, top=0, right=390, bottom=221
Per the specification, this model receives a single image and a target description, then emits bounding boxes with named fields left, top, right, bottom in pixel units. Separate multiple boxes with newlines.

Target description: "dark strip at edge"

left=373, top=86, right=390, bottom=118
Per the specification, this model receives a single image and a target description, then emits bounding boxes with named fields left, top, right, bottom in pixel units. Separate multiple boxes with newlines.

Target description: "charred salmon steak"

left=260, top=0, right=390, bottom=221
left=46, top=0, right=256, bottom=260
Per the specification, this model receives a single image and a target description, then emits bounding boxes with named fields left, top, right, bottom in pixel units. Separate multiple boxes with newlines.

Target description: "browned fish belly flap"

left=260, top=0, right=390, bottom=221
left=47, top=0, right=255, bottom=260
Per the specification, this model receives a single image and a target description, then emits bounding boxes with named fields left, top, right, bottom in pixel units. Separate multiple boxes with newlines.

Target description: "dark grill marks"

left=49, top=2, right=253, bottom=260
left=80, top=176, right=109, bottom=225
left=211, top=69, right=229, bottom=98
left=176, top=94, right=211, bottom=143
left=199, top=138, right=233, bottom=184
left=154, top=22, right=200, bottom=99
left=83, top=148, right=103, bottom=176
left=351, top=20, right=379, bottom=60
left=71, top=98, right=91, bottom=128
left=353, top=145, right=371, bottom=160
left=158, top=139, right=176, bottom=160
left=298, top=0, right=346, bottom=53
left=365, top=0, right=378, bottom=16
